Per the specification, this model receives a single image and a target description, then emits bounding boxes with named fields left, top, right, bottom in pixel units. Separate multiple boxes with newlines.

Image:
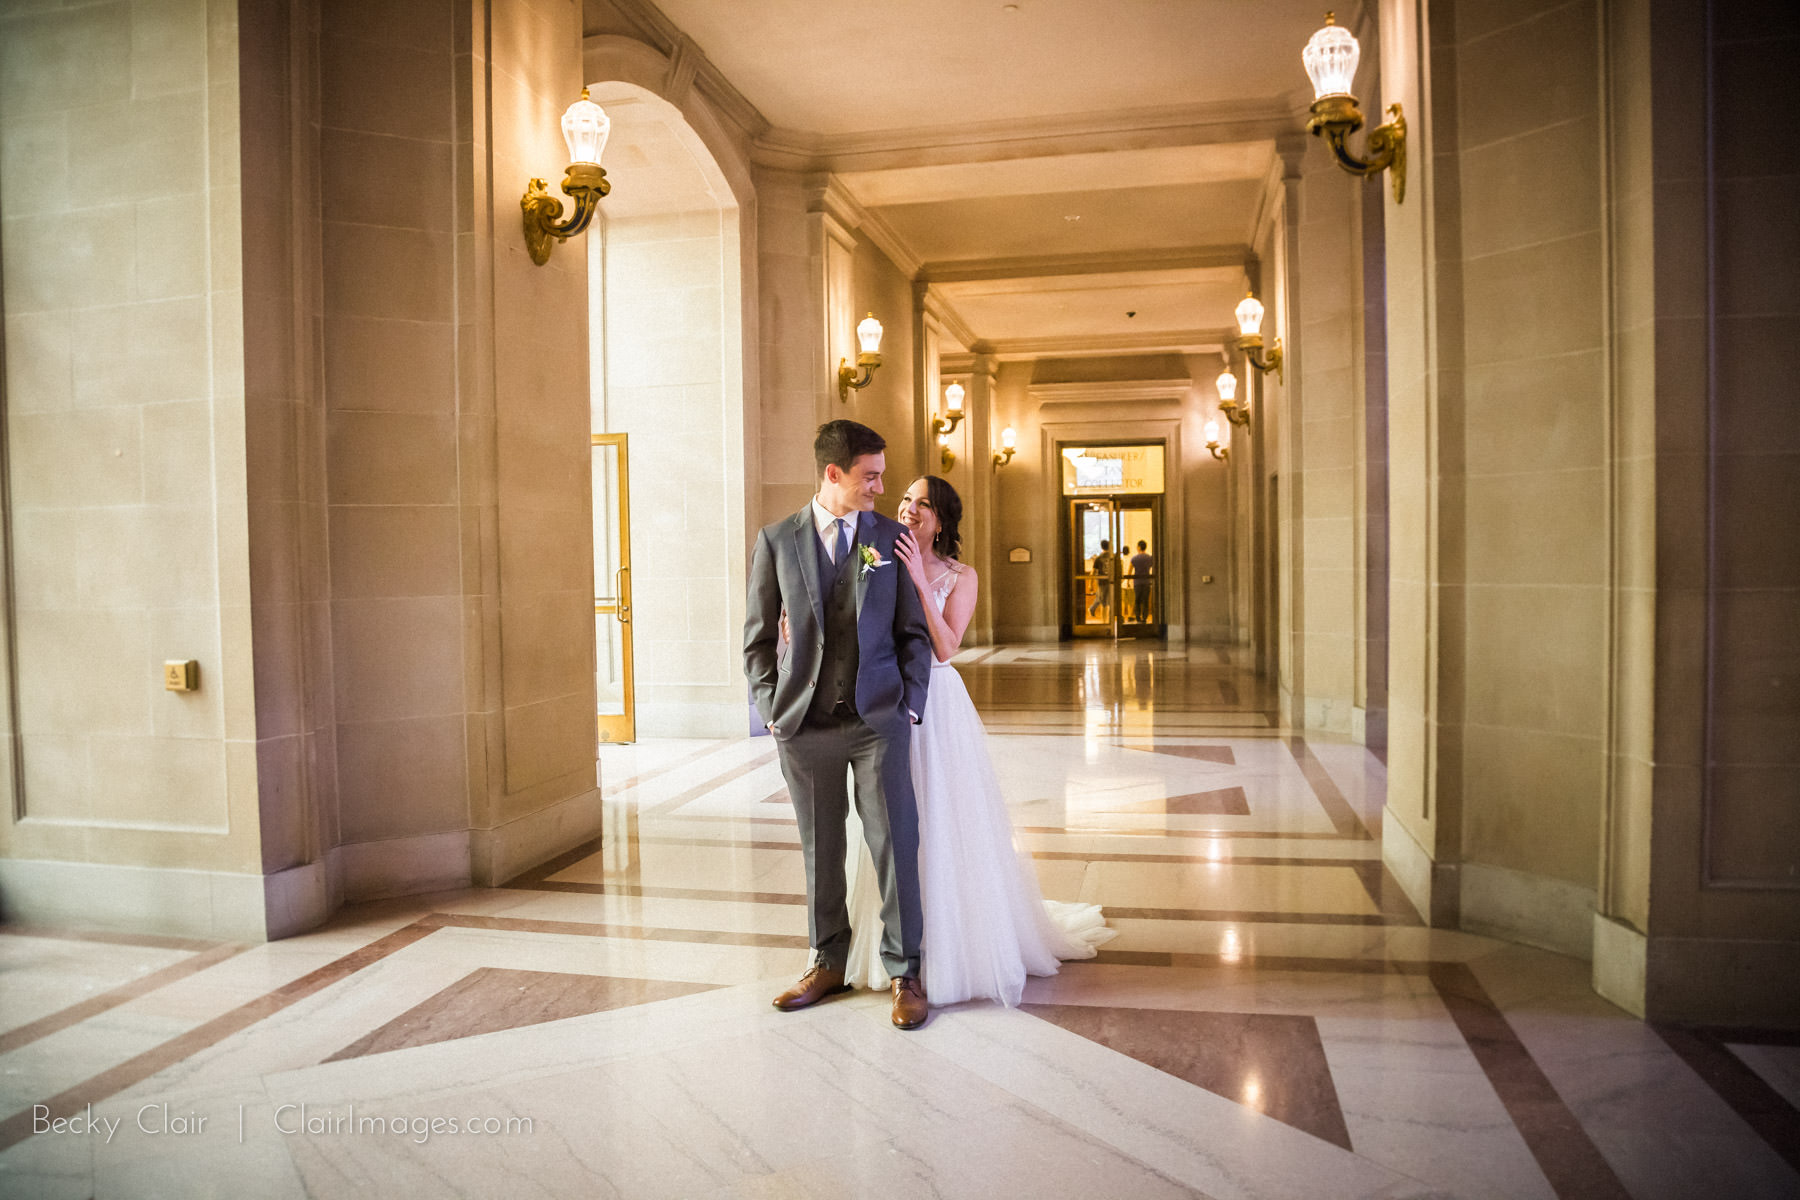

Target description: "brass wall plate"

left=163, top=660, right=199, bottom=692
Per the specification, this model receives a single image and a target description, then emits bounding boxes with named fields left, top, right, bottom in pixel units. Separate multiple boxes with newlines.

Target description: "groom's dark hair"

left=815, top=420, right=886, bottom=478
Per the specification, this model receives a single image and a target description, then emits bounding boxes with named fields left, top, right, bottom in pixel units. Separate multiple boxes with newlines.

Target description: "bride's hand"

left=893, top=531, right=928, bottom=592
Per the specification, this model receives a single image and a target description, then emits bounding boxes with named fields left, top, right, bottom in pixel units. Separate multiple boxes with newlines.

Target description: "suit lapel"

left=791, top=510, right=826, bottom=625
left=853, top=511, right=874, bottom=617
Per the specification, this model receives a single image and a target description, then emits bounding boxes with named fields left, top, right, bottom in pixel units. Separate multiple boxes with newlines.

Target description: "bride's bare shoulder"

left=947, top=560, right=978, bottom=586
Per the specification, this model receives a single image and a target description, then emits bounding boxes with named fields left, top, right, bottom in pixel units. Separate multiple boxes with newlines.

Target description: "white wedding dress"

left=843, top=566, right=1115, bottom=1007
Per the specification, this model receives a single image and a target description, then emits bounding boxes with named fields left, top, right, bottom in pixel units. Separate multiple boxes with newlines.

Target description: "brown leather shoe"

left=891, top=975, right=928, bottom=1030
left=773, top=963, right=849, bottom=1011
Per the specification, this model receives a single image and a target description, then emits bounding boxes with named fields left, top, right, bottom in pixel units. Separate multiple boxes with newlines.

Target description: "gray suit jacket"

left=744, top=507, right=932, bottom=741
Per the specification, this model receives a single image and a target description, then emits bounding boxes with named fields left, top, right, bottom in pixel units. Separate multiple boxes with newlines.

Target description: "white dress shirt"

left=810, top=498, right=858, bottom=563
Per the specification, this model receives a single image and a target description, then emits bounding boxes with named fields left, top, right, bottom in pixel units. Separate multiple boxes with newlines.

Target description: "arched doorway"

left=587, top=81, right=746, bottom=738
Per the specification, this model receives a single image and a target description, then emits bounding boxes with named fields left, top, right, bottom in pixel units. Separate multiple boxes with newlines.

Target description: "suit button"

left=807, top=681, right=814, bottom=688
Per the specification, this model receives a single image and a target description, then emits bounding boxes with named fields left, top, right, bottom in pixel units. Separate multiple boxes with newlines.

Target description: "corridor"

left=1, top=646, right=1794, bottom=1198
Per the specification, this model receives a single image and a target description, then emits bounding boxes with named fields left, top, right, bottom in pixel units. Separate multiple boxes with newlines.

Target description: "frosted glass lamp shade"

left=944, top=382, right=965, bottom=411
left=857, top=314, right=884, bottom=355
left=1216, top=371, right=1238, bottom=402
left=1001, top=426, right=1017, bottom=449
left=1205, top=418, right=1222, bottom=443
left=1303, top=15, right=1360, bottom=100
left=561, top=89, right=611, bottom=165
left=1235, top=294, right=1265, bottom=337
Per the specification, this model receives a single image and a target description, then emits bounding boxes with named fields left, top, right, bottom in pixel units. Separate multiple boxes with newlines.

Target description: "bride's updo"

left=917, top=475, right=963, bottom=560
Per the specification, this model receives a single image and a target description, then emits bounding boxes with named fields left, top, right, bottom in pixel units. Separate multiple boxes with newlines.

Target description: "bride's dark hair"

left=915, top=475, right=963, bottom=560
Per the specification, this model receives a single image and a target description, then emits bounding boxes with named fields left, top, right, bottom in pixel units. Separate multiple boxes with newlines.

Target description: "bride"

left=840, top=474, right=1115, bottom=1008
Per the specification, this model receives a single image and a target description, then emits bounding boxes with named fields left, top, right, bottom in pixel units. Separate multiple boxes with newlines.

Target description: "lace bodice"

left=924, top=564, right=961, bottom=669
left=925, top=564, right=960, bottom=613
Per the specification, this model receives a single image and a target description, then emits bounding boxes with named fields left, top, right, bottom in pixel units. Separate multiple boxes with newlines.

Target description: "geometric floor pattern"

left=1021, top=1003, right=1354, bottom=1149
left=0, top=643, right=1795, bottom=1198
left=324, top=969, right=721, bottom=1062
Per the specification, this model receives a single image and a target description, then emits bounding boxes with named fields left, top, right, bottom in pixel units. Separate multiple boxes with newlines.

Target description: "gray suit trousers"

left=777, top=710, right=922, bottom=980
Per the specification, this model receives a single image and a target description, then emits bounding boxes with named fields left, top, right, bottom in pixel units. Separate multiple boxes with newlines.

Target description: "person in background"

left=1088, top=539, right=1114, bottom=619
left=1130, top=540, right=1154, bottom=622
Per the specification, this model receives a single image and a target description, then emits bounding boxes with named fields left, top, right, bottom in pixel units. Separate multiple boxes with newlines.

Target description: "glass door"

left=1116, top=500, right=1164, bottom=639
left=592, top=434, right=635, bottom=744
left=1069, top=499, right=1122, bottom=639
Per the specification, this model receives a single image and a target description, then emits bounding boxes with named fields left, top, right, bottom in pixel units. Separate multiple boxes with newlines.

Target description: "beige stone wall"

left=318, top=0, right=467, bottom=870
left=0, top=0, right=606, bottom=934
left=1357, top=174, right=1390, bottom=749
left=1291, top=149, right=1365, bottom=734
left=0, top=1, right=261, bottom=893
left=1592, top=0, right=1800, bottom=1023
left=1183, top=354, right=1235, bottom=644
left=239, top=0, right=333, bottom=906
left=1381, top=0, right=1611, bottom=946
left=467, top=0, right=599, bottom=879
left=1380, top=0, right=1466, bottom=924
left=1600, top=0, right=1658, bottom=942
left=1451, top=0, right=1609, bottom=902
left=847, top=229, right=921, bottom=493
left=988, top=360, right=1052, bottom=639
left=750, top=168, right=822, bottom=528
left=1692, top=6, right=1799, bottom=899
left=1257, top=177, right=1300, bottom=719
left=593, top=198, right=745, bottom=737
left=749, top=181, right=919, bottom=533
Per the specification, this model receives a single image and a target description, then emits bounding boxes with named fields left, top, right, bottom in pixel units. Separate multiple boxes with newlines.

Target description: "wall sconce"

left=1234, top=293, right=1283, bottom=382
left=1303, top=13, right=1406, bottom=204
left=1205, top=417, right=1229, bottom=462
left=521, top=88, right=612, bottom=266
left=1216, top=369, right=1249, bottom=427
left=933, top=382, right=966, bottom=436
left=993, top=426, right=1017, bottom=470
left=838, top=314, right=884, bottom=400
left=938, top=433, right=956, bottom=473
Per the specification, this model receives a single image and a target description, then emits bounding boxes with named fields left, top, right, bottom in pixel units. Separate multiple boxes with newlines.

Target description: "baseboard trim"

left=470, top=786, right=605, bottom=887
left=1460, top=861, right=1595, bottom=960
left=1592, top=912, right=1647, bottom=1017
left=332, top=830, right=472, bottom=903
left=0, top=857, right=290, bottom=942
left=1380, top=816, right=1435, bottom=924
left=1642, top=934, right=1800, bottom=1027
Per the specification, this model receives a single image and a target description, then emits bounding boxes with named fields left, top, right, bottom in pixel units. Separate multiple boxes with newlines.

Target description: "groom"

left=743, top=420, right=934, bottom=1030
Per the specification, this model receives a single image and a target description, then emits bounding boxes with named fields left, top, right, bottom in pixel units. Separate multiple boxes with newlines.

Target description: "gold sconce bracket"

left=522, top=162, right=610, bottom=266
left=1207, top=442, right=1230, bottom=462
left=992, top=446, right=1016, bottom=470
left=1308, top=98, right=1406, bottom=204
left=939, top=442, right=956, bottom=472
left=931, top=409, right=965, bottom=437
left=838, top=352, right=881, bottom=401
left=1219, top=399, right=1251, bottom=428
left=1236, top=333, right=1284, bottom=383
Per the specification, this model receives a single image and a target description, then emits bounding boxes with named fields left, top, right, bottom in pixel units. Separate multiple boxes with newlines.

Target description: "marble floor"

left=2, top=643, right=1797, bottom=1198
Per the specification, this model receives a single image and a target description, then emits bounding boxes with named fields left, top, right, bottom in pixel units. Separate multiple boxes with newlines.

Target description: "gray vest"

left=809, top=529, right=861, bottom=720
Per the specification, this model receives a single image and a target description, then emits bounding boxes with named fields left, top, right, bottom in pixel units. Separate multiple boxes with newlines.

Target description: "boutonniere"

left=856, top=544, right=888, bottom=577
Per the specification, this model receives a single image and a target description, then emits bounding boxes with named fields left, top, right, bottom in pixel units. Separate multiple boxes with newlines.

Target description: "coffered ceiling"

left=590, top=0, right=1374, bottom=357
left=644, top=0, right=1336, bottom=137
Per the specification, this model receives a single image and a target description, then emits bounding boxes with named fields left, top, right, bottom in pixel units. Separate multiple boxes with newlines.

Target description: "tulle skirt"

left=844, top=662, right=1115, bottom=1007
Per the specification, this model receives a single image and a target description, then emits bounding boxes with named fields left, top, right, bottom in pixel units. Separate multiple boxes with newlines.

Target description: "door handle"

left=617, top=566, right=631, bottom=623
